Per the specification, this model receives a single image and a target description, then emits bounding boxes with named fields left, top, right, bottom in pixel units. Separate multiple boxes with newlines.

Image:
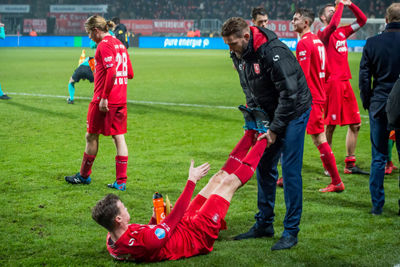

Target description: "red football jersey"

left=317, top=3, right=366, bottom=81
left=318, top=25, right=353, bottom=81
left=93, top=35, right=133, bottom=105
left=106, top=181, right=204, bottom=262
left=296, top=32, right=328, bottom=104
left=106, top=219, right=210, bottom=262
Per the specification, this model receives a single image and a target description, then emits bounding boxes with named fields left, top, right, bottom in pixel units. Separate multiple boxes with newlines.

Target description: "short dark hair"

left=221, top=17, right=249, bottom=37
left=111, top=17, right=120, bottom=25
left=296, top=8, right=315, bottom=25
left=251, top=7, right=268, bottom=20
left=92, top=194, right=121, bottom=232
left=318, top=4, right=334, bottom=22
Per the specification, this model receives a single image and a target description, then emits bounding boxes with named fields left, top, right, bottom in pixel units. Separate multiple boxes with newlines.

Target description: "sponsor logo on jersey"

left=238, top=63, right=243, bottom=71
left=299, top=50, right=306, bottom=56
left=253, top=63, right=260, bottom=74
left=104, top=56, right=112, bottom=62
left=273, top=55, right=280, bottom=62
left=128, top=238, right=135, bottom=246
left=339, top=32, right=345, bottom=38
left=155, top=228, right=166, bottom=239
left=335, top=40, right=347, bottom=52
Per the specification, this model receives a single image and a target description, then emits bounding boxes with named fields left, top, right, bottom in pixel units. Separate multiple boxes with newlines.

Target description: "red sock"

left=80, top=152, right=96, bottom=178
left=233, top=138, right=267, bottom=185
left=222, top=130, right=257, bottom=174
left=345, top=155, right=356, bottom=168
left=115, top=155, right=128, bottom=184
left=318, top=142, right=342, bottom=185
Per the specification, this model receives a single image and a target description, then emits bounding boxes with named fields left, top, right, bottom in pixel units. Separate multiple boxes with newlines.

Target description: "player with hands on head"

left=65, top=15, right=134, bottom=191
left=92, top=119, right=269, bottom=262
left=292, top=8, right=344, bottom=192
left=318, top=0, right=368, bottom=175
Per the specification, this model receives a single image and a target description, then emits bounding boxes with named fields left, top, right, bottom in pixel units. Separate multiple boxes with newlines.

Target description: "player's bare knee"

left=221, top=175, right=240, bottom=189
left=86, top=133, right=98, bottom=143
left=350, top=123, right=361, bottom=132
left=209, top=170, right=225, bottom=184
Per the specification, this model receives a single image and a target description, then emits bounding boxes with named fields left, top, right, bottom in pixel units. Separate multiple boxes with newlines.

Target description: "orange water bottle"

left=153, top=192, right=165, bottom=224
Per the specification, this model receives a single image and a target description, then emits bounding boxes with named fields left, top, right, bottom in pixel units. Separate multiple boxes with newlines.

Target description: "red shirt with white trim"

left=317, top=3, right=366, bottom=81
left=296, top=32, right=328, bottom=104
left=106, top=181, right=201, bottom=262
left=93, top=35, right=133, bottom=105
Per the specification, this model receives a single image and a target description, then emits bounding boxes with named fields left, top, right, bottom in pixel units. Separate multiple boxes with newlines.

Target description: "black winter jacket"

left=359, top=22, right=400, bottom=117
left=231, top=26, right=312, bottom=135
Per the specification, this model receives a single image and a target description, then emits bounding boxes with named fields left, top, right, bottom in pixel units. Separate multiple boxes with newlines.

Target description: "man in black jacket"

left=111, top=17, right=129, bottom=49
left=221, top=17, right=312, bottom=250
left=359, top=3, right=400, bottom=215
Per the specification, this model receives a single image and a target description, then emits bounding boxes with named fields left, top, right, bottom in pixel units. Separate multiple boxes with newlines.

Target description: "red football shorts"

left=324, top=80, right=361, bottom=126
left=181, top=195, right=229, bottom=254
left=306, top=103, right=325, bottom=135
left=86, top=102, right=127, bottom=136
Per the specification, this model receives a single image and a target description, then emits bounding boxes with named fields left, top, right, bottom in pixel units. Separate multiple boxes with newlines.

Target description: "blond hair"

left=386, top=3, right=400, bottom=23
left=85, top=15, right=115, bottom=33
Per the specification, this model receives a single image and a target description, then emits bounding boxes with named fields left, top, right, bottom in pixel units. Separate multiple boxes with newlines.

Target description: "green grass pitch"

left=0, top=48, right=399, bottom=266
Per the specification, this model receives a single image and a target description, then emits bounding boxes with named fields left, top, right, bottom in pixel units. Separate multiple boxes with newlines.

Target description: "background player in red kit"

left=292, top=8, right=344, bottom=193
left=92, top=130, right=268, bottom=262
left=65, top=15, right=134, bottom=191
left=317, top=0, right=368, bottom=175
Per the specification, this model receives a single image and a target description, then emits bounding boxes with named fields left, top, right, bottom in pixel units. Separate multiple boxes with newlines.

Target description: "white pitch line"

left=6, top=92, right=369, bottom=119
left=7, top=92, right=236, bottom=110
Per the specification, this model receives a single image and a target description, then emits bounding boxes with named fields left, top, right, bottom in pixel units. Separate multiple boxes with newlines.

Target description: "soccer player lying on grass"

left=92, top=129, right=268, bottom=262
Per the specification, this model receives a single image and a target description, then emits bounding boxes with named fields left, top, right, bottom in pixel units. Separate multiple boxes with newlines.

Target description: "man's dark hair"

left=296, top=8, right=315, bottom=25
left=251, top=7, right=268, bottom=20
left=92, top=194, right=121, bottom=232
left=111, top=17, right=120, bottom=25
left=318, top=4, right=334, bottom=22
left=221, top=17, right=249, bottom=37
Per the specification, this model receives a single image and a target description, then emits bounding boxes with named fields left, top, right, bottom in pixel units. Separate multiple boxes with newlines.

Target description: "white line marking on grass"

left=6, top=92, right=370, bottom=119
left=7, top=92, right=236, bottom=110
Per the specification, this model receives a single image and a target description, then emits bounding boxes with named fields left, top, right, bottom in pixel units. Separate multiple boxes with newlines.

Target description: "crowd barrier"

left=0, top=36, right=366, bottom=52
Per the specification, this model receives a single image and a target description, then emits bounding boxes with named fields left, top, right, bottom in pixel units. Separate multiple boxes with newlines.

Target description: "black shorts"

left=72, top=65, right=94, bottom=83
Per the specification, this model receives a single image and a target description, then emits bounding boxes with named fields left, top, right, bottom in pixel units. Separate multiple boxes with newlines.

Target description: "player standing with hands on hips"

left=317, top=0, right=368, bottom=175
left=65, top=15, right=134, bottom=191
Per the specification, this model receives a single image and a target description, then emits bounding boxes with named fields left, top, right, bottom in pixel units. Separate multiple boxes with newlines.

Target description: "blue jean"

left=255, top=108, right=310, bottom=237
left=369, top=110, right=390, bottom=211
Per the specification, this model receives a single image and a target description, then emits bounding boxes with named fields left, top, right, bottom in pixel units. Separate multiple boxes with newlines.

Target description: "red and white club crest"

left=254, top=63, right=260, bottom=74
